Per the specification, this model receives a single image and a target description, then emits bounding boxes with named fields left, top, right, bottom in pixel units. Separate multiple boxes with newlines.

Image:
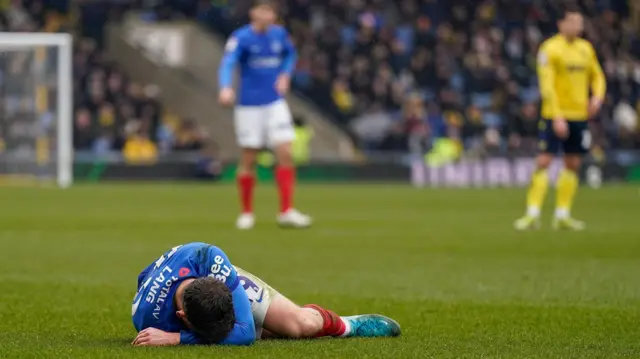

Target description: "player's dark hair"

left=252, top=0, right=277, bottom=10
left=183, top=277, right=235, bottom=343
left=558, top=3, right=581, bottom=20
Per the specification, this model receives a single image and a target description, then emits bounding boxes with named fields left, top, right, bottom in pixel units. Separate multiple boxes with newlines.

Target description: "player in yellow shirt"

left=514, top=4, right=606, bottom=231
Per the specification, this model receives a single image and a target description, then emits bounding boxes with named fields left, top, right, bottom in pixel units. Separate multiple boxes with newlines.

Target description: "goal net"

left=0, top=33, right=72, bottom=188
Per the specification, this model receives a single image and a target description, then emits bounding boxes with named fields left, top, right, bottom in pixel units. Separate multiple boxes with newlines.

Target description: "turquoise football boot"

left=342, top=314, right=401, bottom=338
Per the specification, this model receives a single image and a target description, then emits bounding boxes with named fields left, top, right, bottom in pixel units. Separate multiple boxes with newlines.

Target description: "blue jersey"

left=131, top=243, right=255, bottom=345
left=218, top=24, right=297, bottom=106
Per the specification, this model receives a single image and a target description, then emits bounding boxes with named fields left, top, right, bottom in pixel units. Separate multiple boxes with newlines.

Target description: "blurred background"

left=3, top=3, right=640, bottom=357
left=0, top=0, right=639, bottom=185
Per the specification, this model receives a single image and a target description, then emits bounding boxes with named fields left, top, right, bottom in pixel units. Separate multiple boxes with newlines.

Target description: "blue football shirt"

left=218, top=24, right=297, bottom=106
left=131, top=242, right=255, bottom=345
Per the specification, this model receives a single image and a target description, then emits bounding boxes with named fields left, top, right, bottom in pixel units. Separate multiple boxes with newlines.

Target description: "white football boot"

left=277, top=209, right=312, bottom=228
left=236, top=213, right=255, bottom=230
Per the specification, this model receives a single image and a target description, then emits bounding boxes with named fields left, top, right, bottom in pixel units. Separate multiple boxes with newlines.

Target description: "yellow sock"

left=555, top=169, right=578, bottom=218
left=525, top=169, right=549, bottom=217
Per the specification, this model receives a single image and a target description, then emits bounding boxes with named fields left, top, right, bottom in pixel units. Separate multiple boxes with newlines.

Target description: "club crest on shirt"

left=271, top=41, right=282, bottom=53
left=537, top=52, right=548, bottom=65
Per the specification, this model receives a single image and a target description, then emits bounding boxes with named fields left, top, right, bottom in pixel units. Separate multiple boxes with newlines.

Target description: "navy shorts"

left=538, top=119, right=590, bottom=155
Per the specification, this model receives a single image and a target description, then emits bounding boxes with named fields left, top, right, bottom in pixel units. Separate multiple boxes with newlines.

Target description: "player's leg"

left=235, top=266, right=400, bottom=340
left=514, top=119, right=556, bottom=230
left=234, top=266, right=323, bottom=338
left=234, top=106, right=267, bottom=229
left=267, top=100, right=311, bottom=228
left=263, top=294, right=401, bottom=339
left=553, top=122, right=588, bottom=230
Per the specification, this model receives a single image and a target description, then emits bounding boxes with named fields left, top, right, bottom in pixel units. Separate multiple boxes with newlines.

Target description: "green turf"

left=0, top=184, right=639, bottom=358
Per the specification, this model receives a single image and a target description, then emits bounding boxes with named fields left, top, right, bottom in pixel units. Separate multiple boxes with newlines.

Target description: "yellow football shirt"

left=537, top=35, right=606, bottom=121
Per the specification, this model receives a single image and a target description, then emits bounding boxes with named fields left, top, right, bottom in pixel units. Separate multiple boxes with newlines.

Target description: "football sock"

left=555, top=168, right=578, bottom=218
left=275, top=166, right=295, bottom=213
left=237, top=173, right=255, bottom=214
left=303, top=304, right=348, bottom=337
left=526, top=169, right=549, bottom=217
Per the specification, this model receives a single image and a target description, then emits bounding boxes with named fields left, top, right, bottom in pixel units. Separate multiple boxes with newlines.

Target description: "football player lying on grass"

left=131, top=242, right=401, bottom=346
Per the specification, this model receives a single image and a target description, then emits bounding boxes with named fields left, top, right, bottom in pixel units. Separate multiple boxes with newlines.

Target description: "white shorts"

left=234, top=99, right=295, bottom=149
left=234, top=266, right=279, bottom=339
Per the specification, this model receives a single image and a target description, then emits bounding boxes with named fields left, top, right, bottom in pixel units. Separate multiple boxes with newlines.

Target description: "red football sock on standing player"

left=303, top=304, right=346, bottom=337
left=275, top=166, right=295, bottom=213
left=237, top=174, right=255, bottom=214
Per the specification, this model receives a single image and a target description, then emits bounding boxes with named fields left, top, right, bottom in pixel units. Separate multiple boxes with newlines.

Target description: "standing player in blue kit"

left=218, top=0, right=311, bottom=230
left=131, top=243, right=401, bottom=346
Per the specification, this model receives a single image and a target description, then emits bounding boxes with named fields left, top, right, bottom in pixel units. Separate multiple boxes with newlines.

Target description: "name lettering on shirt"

left=249, top=57, right=282, bottom=68
left=145, top=265, right=179, bottom=320
left=208, top=255, right=232, bottom=283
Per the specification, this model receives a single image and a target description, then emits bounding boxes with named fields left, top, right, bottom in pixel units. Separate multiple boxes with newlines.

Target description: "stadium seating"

left=10, top=0, right=640, bottom=155
left=6, top=0, right=207, bottom=157
left=175, top=0, right=640, bottom=153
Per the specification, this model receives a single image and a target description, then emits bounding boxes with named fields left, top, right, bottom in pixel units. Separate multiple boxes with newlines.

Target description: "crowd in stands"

left=3, top=0, right=639, bottom=159
left=176, top=0, right=640, bottom=155
left=293, top=0, right=640, bottom=154
left=1, top=0, right=207, bottom=164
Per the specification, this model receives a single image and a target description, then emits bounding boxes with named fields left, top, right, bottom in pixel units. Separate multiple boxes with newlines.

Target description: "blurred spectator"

left=291, top=116, right=313, bottom=165
left=195, top=141, right=222, bottom=180
left=614, top=101, right=638, bottom=132
left=379, top=93, right=429, bottom=152
left=2, top=0, right=208, bottom=160
left=507, top=102, right=539, bottom=154
left=73, top=108, right=96, bottom=150
left=173, top=118, right=206, bottom=151
left=331, top=79, right=355, bottom=115
left=123, top=124, right=158, bottom=164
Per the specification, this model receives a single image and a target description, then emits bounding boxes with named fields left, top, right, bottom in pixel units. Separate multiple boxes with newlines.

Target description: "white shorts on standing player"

left=234, top=99, right=295, bottom=149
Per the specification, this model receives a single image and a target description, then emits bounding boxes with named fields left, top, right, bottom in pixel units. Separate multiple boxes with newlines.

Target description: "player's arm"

left=204, top=245, right=256, bottom=346
left=536, top=43, right=562, bottom=120
left=275, top=29, right=297, bottom=95
left=280, top=30, right=298, bottom=76
left=218, top=34, right=243, bottom=91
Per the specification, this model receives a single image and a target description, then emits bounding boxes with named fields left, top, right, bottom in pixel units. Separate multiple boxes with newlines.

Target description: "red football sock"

left=237, top=174, right=255, bottom=214
left=303, top=304, right=346, bottom=337
left=275, top=166, right=295, bottom=213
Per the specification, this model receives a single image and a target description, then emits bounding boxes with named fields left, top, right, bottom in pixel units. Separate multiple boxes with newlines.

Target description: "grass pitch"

left=0, top=184, right=639, bottom=359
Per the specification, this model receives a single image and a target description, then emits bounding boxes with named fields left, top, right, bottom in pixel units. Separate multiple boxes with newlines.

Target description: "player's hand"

left=552, top=117, right=569, bottom=139
left=219, top=88, right=236, bottom=106
left=275, top=74, right=291, bottom=95
left=132, top=327, right=180, bottom=347
left=588, top=96, right=603, bottom=118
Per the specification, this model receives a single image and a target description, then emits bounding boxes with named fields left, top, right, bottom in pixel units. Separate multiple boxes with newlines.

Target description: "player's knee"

left=563, top=156, right=581, bottom=172
left=277, top=154, right=294, bottom=168
left=536, top=154, right=553, bottom=170
left=274, top=143, right=294, bottom=167
left=238, top=150, right=258, bottom=173
left=237, top=163, right=255, bottom=176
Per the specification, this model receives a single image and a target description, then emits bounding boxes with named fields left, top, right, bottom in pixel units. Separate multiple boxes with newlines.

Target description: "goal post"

left=0, top=32, right=73, bottom=188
